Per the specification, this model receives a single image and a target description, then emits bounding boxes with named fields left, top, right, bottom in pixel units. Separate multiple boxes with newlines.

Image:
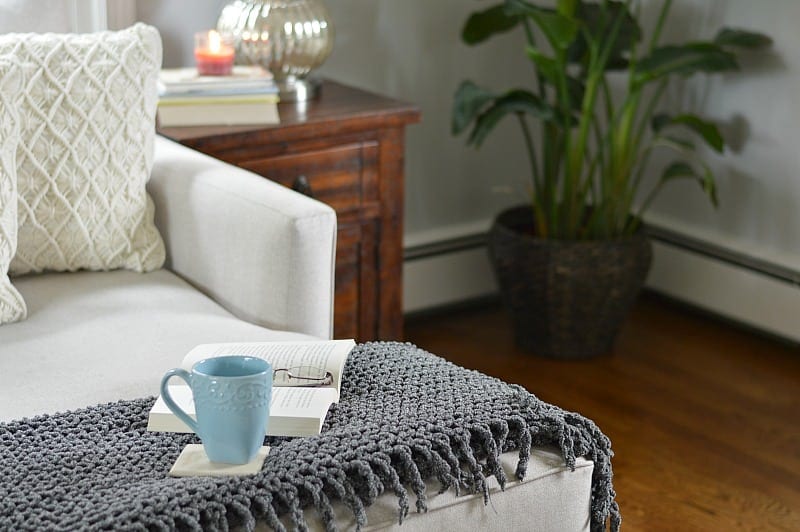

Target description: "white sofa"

left=0, top=137, right=593, bottom=531
left=0, top=137, right=337, bottom=420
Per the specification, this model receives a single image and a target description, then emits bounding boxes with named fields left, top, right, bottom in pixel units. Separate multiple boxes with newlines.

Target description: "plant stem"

left=587, top=0, right=634, bottom=237
left=544, top=122, right=560, bottom=234
left=522, top=19, right=545, bottom=99
left=567, top=71, right=601, bottom=235
left=519, top=115, right=541, bottom=185
left=522, top=16, right=550, bottom=234
left=600, top=75, right=614, bottom=124
left=518, top=114, right=544, bottom=227
left=555, top=50, right=574, bottom=237
left=626, top=81, right=668, bottom=209
left=649, top=0, right=673, bottom=53
left=633, top=78, right=668, bottom=151
left=610, top=91, right=641, bottom=232
left=635, top=180, right=664, bottom=221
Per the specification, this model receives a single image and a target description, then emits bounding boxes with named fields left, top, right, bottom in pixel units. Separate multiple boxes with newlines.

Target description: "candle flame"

left=208, top=30, right=221, bottom=53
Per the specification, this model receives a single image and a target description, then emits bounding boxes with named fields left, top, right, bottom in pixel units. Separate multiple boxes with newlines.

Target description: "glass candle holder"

left=217, top=0, right=335, bottom=101
left=194, top=30, right=235, bottom=76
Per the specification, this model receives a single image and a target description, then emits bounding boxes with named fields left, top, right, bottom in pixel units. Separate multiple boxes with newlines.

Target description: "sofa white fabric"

left=0, top=269, right=315, bottom=422
left=149, top=137, right=336, bottom=340
left=0, top=56, right=25, bottom=323
left=0, top=24, right=166, bottom=275
left=0, top=137, right=336, bottom=421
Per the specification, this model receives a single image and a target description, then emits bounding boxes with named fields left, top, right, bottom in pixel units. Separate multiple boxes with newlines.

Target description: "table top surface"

left=157, top=79, right=421, bottom=142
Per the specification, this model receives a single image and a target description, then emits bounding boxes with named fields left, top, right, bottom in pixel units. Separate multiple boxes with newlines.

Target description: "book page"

left=270, top=387, right=338, bottom=422
left=148, top=385, right=338, bottom=437
left=181, top=340, right=355, bottom=395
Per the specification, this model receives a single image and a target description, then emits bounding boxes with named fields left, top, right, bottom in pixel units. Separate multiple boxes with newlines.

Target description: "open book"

left=147, top=340, right=355, bottom=437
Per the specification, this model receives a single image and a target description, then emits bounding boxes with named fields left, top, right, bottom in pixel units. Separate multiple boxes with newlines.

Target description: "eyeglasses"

left=273, top=365, right=333, bottom=387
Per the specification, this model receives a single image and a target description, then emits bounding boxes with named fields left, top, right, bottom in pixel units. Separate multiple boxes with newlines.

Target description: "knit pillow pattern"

left=0, top=56, right=26, bottom=324
left=0, top=24, right=165, bottom=275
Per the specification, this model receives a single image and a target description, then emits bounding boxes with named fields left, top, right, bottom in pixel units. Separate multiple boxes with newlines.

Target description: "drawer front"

left=238, top=144, right=365, bottom=216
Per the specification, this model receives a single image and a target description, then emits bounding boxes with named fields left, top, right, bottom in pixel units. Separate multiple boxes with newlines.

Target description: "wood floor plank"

left=405, top=293, right=800, bottom=531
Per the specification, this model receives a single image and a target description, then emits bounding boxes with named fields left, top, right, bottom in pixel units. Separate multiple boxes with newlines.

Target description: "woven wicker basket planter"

left=487, top=205, right=653, bottom=359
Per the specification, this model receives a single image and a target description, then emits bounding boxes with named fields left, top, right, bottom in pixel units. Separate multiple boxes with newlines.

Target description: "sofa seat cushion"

left=0, top=269, right=314, bottom=422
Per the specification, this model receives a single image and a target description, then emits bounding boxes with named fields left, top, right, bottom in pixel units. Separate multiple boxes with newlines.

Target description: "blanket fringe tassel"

left=205, top=408, right=620, bottom=532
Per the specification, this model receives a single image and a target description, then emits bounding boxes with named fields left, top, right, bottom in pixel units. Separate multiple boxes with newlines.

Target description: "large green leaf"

left=468, top=90, right=554, bottom=147
left=506, top=0, right=578, bottom=50
left=714, top=28, right=773, bottom=50
left=660, top=135, right=695, bottom=151
left=634, top=43, right=739, bottom=84
left=659, top=161, right=718, bottom=207
left=568, top=0, right=641, bottom=69
left=452, top=81, right=497, bottom=135
left=532, top=10, right=579, bottom=51
left=556, top=0, right=578, bottom=17
left=526, top=46, right=560, bottom=85
left=652, top=113, right=725, bottom=153
left=462, top=4, right=521, bottom=45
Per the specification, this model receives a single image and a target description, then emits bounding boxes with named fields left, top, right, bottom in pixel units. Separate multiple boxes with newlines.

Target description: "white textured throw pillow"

left=0, top=23, right=166, bottom=275
left=0, top=57, right=27, bottom=323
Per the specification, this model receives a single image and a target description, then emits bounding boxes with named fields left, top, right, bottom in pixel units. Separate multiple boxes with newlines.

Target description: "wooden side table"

left=158, top=81, right=421, bottom=342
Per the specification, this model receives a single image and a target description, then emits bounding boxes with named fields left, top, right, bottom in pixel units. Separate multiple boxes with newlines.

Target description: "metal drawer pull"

left=292, top=175, right=314, bottom=198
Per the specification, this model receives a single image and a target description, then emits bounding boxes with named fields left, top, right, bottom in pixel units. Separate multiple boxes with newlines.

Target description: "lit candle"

left=194, top=30, right=235, bottom=76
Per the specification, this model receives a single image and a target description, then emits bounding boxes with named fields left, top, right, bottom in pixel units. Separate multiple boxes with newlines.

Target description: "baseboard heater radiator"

left=403, top=225, right=800, bottom=344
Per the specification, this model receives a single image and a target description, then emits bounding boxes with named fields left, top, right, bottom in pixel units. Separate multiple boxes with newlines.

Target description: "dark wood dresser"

left=158, top=80, right=420, bottom=342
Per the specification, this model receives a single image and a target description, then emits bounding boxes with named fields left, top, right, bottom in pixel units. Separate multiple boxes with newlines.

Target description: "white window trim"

left=106, top=0, right=137, bottom=30
left=68, top=0, right=108, bottom=32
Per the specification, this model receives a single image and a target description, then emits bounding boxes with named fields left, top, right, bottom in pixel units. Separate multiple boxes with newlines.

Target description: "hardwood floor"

left=405, top=293, right=800, bottom=531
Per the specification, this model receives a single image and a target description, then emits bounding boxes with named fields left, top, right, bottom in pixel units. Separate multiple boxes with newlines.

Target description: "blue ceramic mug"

left=160, top=356, right=272, bottom=465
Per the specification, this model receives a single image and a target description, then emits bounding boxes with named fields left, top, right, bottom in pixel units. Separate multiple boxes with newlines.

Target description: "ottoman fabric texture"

left=0, top=342, right=620, bottom=532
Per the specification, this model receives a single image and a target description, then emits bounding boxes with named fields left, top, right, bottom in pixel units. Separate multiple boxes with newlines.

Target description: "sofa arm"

left=147, top=136, right=336, bottom=339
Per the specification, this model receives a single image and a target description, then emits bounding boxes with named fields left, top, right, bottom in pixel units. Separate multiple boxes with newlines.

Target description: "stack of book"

left=157, top=66, right=280, bottom=127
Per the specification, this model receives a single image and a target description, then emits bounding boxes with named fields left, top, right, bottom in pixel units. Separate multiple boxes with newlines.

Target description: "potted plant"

left=453, top=0, right=771, bottom=358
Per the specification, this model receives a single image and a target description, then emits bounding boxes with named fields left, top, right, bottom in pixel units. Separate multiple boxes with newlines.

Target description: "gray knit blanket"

left=0, top=342, right=620, bottom=531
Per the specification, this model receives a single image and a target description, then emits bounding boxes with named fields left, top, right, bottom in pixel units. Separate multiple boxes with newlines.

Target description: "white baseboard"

left=647, top=241, right=800, bottom=343
left=402, top=232, right=800, bottom=343
left=403, top=246, right=497, bottom=314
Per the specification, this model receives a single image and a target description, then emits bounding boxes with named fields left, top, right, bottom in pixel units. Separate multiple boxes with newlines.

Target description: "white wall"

left=127, top=0, right=533, bottom=242
left=320, top=0, right=797, bottom=273
left=54, top=1, right=799, bottom=330
left=640, top=0, right=800, bottom=273
left=130, top=0, right=228, bottom=67
left=324, top=1, right=800, bottom=323
left=6, top=2, right=798, bottom=269
left=318, top=0, right=533, bottom=240
left=0, top=0, right=105, bottom=33
left=0, top=1, right=71, bottom=33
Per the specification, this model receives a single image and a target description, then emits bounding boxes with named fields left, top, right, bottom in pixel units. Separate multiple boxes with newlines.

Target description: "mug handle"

left=160, top=368, right=200, bottom=435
